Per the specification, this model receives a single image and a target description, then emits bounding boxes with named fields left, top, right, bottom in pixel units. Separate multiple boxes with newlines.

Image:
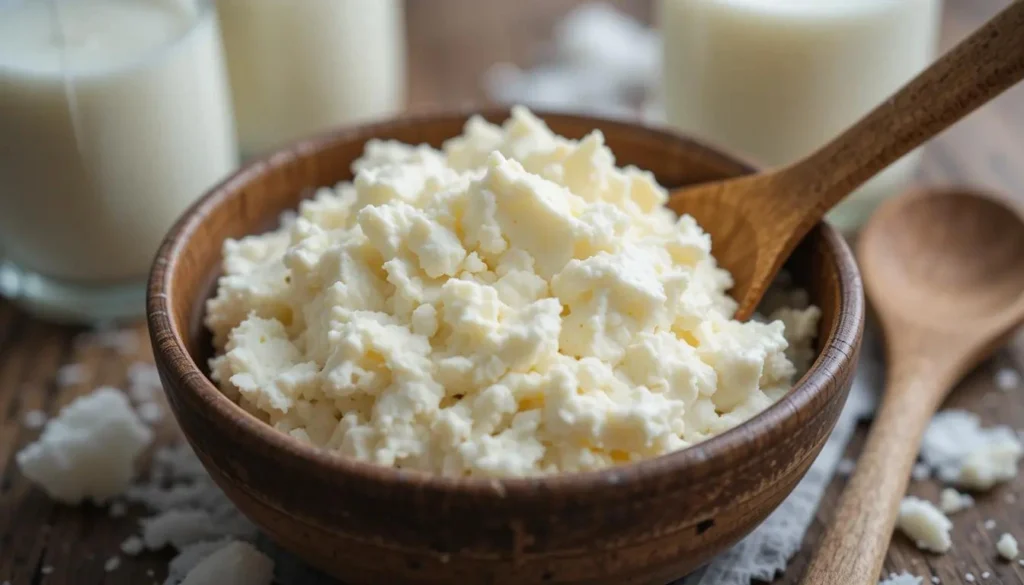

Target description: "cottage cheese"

left=920, top=410, right=1023, bottom=490
left=206, top=107, right=821, bottom=478
left=997, top=533, right=1019, bottom=561
left=16, top=387, right=153, bottom=503
left=938, top=487, right=973, bottom=515
left=897, top=496, right=952, bottom=554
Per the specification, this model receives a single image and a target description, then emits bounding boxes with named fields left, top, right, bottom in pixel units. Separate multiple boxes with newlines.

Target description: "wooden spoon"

left=667, top=0, right=1024, bottom=320
left=798, top=188, right=1024, bottom=585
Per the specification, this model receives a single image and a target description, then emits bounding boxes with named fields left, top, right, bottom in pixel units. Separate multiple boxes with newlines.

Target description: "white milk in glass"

left=660, top=0, right=942, bottom=233
left=0, top=0, right=238, bottom=323
left=216, top=0, right=407, bottom=158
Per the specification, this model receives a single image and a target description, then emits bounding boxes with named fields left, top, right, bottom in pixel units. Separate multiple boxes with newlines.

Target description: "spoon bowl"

left=862, top=189, right=1024, bottom=324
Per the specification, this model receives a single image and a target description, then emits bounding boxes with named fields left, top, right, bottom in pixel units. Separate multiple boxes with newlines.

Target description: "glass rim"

left=0, top=0, right=217, bottom=78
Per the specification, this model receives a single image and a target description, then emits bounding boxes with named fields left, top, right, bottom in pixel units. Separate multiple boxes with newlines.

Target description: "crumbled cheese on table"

left=22, top=409, right=47, bottom=429
left=911, top=462, right=931, bottom=481
left=997, top=533, right=1019, bottom=560
left=920, top=410, right=1022, bottom=490
left=938, top=488, right=973, bottom=514
left=205, top=106, right=820, bottom=478
left=16, top=387, right=153, bottom=504
left=179, top=541, right=274, bottom=585
left=837, top=458, right=855, bottom=476
left=121, top=535, right=145, bottom=556
left=897, top=496, right=952, bottom=554
left=994, top=367, right=1020, bottom=391
left=880, top=572, right=922, bottom=585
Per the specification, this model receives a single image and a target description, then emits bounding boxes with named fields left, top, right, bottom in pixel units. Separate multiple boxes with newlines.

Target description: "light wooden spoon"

left=667, top=0, right=1024, bottom=321
left=798, top=188, right=1024, bottom=585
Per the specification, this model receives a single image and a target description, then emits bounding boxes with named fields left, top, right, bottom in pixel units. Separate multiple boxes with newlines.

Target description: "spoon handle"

left=797, top=358, right=951, bottom=585
left=779, top=0, right=1024, bottom=220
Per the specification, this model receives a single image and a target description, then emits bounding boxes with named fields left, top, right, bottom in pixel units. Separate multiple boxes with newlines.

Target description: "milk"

left=216, top=0, right=406, bottom=158
left=660, top=0, right=942, bottom=233
left=0, top=0, right=237, bottom=321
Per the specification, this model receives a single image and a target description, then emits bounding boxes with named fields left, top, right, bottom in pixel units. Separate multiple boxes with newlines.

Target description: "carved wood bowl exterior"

left=147, top=109, right=865, bottom=585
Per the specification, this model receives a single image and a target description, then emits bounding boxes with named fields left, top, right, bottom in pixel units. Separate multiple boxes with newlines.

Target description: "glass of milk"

left=215, top=0, right=407, bottom=159
left=0, top=0, right=238, bottom=324
left=659, top=0, right=943, bottom=234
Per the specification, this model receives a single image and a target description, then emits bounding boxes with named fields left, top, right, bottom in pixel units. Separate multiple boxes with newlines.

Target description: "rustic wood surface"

left=1, top=0, right=1022, bottom=584
left=800, top=188, right=1024, bottom=585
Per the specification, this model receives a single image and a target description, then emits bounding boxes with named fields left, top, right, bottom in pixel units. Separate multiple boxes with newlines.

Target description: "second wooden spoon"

left=668, top=0, right=1024, bottom=320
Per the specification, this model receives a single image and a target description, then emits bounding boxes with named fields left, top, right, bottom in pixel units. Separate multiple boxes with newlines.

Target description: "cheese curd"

left=206, top=107, right=821, bottom=477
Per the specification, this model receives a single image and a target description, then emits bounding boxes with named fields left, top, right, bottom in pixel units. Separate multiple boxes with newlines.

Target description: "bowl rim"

left=147, top=107, right=864, bottom=499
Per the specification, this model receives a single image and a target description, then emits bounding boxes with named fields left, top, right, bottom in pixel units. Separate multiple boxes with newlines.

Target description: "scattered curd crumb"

left=138, top=402, right=164, bottom=424
left=204, top=106, right=821, bottom=478
left=56, top=363, right=88, bottom=386
left=938, top=488, right=974, bottom=514
left=837, top=458, right=855, bottom=476
left=997, top=533, right=1019, bottom=560
left=897, top=497, right=952, bottom=554
left=22, top=409, right=47, bottom=429
left=179, top=541, right=274, bottom=585
left=127, top=362, right=162, bottom=401
left=920, top=410, right=1022, bottom=490
left=911, top=462, right=931, bottom=481
left=981, top=571, right=990, bottom=579
left=41, top=566, right=53, bottom=574
left=118, top=441, right=258, bottom=583
left=16, top=387, right=153, bottom=504
left=109, top=501, right=127, bottom=518
left=121, top=535, right=145, bottom=556
left=965, top=573, right=975, bottom=582
left=931, top=577, right=940, bottom=584
left=879, top=572, right=922, bottom=585
left=167, top=540, right=233, bottom=584
left=96, top=327, right=140, bottom=355
left=104, top=556, right=121, bottom=572
left=985, top=519, right=997, bottom=530
left=995, top=367, right=1021, bottom=391
left=142, top=510, right=221, bottom=550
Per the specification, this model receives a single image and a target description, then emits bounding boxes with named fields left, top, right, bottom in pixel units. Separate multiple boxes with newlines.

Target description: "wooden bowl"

left=147, top=109, right=864, bottom=585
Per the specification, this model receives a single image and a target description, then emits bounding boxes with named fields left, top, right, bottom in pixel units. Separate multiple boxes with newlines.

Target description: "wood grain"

left=668, top=0, right=1024, bottom=321
left=0, top=1, right=1022, bottom=584
left=146, top=110, right=861, bottom=585
left=799, top=189, right=1024, bottom=585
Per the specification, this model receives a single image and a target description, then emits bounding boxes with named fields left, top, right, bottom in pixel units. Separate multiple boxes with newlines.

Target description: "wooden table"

left=2, top=1, right=1022, bottom=584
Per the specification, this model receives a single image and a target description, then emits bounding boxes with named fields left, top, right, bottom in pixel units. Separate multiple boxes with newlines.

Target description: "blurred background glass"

left=0, top=0, right=1011, bottom=325
left=0, top=0, right=237, bottom=323
left=659, top=0, right=943, bottom=234
left=216, top=0, right=406, bottom=159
